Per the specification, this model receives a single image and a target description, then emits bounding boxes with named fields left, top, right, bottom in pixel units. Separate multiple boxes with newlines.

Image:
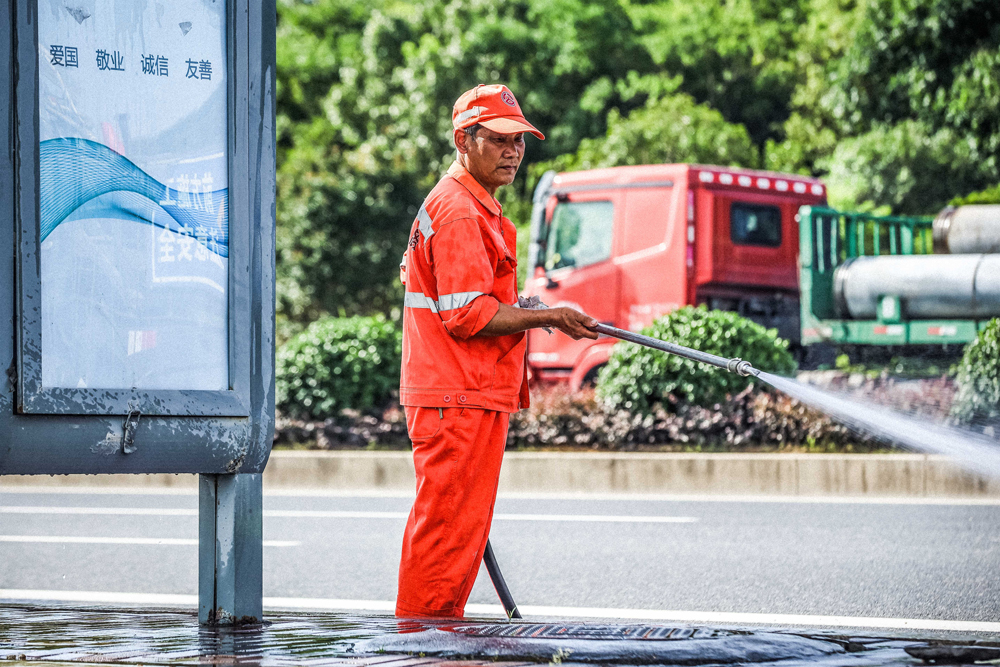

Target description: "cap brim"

left=480, top=117, right=545, bottom=140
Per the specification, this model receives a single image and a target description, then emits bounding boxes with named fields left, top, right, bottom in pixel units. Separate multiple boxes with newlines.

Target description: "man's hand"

left=545, top=307, right=599, bottom=340
left=476, top=302, right=599, bottom=339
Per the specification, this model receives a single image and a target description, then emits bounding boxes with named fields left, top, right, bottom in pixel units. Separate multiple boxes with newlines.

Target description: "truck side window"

left=544, top=200, right=614, bottom=271
left=731, top=202, right=782, bottom=247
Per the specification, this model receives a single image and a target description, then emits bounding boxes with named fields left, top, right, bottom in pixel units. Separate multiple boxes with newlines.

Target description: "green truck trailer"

left=798, top=205, right=999, bottom=347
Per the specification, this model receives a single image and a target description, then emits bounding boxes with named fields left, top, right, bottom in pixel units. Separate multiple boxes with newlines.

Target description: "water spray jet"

left=594, top=324, right=1000, bottom=482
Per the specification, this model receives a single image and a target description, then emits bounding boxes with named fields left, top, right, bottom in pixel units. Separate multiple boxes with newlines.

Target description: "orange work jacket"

left=399, top=161, right=529, bottom=413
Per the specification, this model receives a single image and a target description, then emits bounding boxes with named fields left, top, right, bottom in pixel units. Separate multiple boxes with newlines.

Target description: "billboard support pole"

left=199, top=473, right=264, bottom=625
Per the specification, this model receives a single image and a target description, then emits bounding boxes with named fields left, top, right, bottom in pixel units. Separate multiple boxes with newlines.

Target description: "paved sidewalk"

left=1, top=603, right=998, bottom=666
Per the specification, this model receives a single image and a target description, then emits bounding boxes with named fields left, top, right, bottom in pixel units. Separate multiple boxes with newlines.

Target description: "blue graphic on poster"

left=39, top=0, right=228, bottom=390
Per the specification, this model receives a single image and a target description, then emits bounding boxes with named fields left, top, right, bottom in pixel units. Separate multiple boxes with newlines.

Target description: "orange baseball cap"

left=452, top=84, right=545, bottom=140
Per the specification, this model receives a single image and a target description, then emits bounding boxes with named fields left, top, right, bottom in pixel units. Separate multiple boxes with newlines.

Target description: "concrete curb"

left=3, top=451, right=999, bottom=498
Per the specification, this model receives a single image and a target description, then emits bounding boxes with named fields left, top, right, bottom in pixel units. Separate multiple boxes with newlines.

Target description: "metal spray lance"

left=518, top=296, right=758, bottom=377
left=590, top=323, right=758, bottom=377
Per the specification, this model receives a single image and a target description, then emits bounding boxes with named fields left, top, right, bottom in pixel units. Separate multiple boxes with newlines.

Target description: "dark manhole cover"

left=448, top=624, right=736, bottom=641
left=356, top=622, right=848, bottom=665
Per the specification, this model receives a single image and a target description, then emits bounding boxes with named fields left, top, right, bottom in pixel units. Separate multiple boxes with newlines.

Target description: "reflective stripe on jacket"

left=399, top=161, right=529, bottom=412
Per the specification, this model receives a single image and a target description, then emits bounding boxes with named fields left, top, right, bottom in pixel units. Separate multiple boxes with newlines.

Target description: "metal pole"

left=199, top=473, right=264, bottom=625
left=592, top=323, right=758, bottom=377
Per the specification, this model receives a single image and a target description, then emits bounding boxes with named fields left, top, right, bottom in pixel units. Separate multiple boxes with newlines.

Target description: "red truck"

left=521, top=164, right=826, bottom=388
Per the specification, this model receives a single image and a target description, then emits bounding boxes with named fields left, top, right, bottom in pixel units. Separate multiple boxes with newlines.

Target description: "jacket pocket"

left=406, top=407, right=444, bottom=441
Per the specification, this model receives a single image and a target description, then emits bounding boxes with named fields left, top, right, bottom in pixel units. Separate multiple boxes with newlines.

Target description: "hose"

left=483, top=539, right=521, bottom=620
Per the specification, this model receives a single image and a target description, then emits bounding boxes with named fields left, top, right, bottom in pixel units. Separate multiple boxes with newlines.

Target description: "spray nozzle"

left=727, top=358, right=757, bottom=377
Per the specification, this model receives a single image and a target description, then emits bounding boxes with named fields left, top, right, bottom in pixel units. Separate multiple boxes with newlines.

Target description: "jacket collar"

left=447, top=161, right=502, bottom=216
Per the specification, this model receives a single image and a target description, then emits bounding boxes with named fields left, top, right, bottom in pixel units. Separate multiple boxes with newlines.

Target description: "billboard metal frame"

left=2, top=0, right=277, bottom=625
left=0, top=0, right=276, bottom=478
left=15, top=1, right=251, bottom=418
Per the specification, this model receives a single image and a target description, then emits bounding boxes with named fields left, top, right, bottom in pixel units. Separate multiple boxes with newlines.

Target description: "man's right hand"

left=546, top=307, right=599, bottom=340
left=476, top=301, right=599, bottom=339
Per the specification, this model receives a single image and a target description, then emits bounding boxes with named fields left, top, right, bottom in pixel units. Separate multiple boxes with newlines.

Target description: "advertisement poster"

left=38, top=0, right=229, bottom=391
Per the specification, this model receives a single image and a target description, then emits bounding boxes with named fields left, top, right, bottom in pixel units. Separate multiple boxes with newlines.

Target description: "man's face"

left=456, top=127, right=525, bottom=194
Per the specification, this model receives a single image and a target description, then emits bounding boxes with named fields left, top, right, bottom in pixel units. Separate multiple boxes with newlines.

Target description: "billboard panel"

left=38, top=0, right=229, bottom=391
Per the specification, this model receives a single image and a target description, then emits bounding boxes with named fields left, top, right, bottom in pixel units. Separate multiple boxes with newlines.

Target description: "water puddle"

left=2, top=603, right=999, bottom=666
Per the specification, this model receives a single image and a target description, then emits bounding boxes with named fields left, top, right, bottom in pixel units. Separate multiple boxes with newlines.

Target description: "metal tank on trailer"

left=799, top=205, right=997, bottom=347
left=934, top=205, right=1000, bottom=254
left=835, top=255, right=1000, bottom=321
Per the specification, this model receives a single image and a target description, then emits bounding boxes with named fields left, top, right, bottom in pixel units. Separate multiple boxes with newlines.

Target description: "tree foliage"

left=824, top=121, right=990, bottom=213
left=624, top=0, right=807, bottom=147
left=537, top=79, right=760, bottom=173
left=809, top=0, right=1000, bottom=212
left=276, top=0, right=654, bottom=330
left=276, top=0, right=1000, bottom=326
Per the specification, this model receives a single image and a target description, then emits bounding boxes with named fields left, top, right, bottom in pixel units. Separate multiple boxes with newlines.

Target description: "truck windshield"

left=544, top=200, right=614, bottom=271
left=731, top=202, right=782, bottom=247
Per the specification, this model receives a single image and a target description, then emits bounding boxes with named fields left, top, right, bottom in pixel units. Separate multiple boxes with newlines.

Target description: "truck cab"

left=522, top=164, right=826, bottom=388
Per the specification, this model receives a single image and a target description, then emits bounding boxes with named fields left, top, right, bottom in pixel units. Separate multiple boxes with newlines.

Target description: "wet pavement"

left=0, top=604, right=998, bottom=666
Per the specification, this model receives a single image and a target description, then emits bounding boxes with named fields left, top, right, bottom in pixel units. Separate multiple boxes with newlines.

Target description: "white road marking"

left=496, top=513, right=696, bottom=523
left=270, top=510, right=403, bottom=519
left=0, top=535, right=299, bottom=547
left=0, top=589, right=198, bottom=605
left=1, top=589, right=998, bottom=633
left=266, top=596, right=395, bottom=612
left=0, top=486, right=201, bottom=496
left=501, top=493, right=1000, bottom=506
left=3, top=485, right=1000, bottom=504
left=0, top=506, right=697, bottom=523
left=0, top=506, right=197, bottom=516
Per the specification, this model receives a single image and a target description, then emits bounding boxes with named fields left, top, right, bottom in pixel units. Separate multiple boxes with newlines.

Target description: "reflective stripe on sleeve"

left=404, top=292, right=439, bottom=313
left=416, top=204, right=434, bottom=239
left=437, top=291, right=484, bottom=312
left=404, top=291, right=485, bottom=313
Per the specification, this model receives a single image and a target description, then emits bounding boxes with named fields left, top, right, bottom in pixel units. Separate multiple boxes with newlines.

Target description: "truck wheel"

left=581, top=364, right=605, bottom=388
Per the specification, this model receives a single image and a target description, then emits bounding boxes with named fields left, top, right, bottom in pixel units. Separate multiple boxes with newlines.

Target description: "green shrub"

left=596, top=306, right=797, bottom=415
left=276, top=315, right=402, bottom=420
left=951, top=319, right=1000, bottom=426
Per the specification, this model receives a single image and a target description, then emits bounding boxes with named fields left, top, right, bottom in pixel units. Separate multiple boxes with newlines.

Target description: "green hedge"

left=276, top=315, right=402, bottom=420
left=596, top=306, right=797, bottom=415
left=951, top=318, right=1000, bottom=426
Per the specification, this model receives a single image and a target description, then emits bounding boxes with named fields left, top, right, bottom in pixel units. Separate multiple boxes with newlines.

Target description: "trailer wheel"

left=798, top=343, right=837, bottom=370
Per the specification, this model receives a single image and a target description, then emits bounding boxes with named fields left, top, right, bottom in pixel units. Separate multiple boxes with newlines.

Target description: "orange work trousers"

left=395, top=406, right=509, bottom=618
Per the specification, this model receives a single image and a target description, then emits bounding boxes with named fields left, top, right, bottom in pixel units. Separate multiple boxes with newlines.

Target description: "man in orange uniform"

left=396, top=84, right=598, bottom=618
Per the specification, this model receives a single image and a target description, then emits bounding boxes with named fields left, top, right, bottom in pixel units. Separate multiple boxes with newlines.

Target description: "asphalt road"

left=1, top=488, right=999, bottom=624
